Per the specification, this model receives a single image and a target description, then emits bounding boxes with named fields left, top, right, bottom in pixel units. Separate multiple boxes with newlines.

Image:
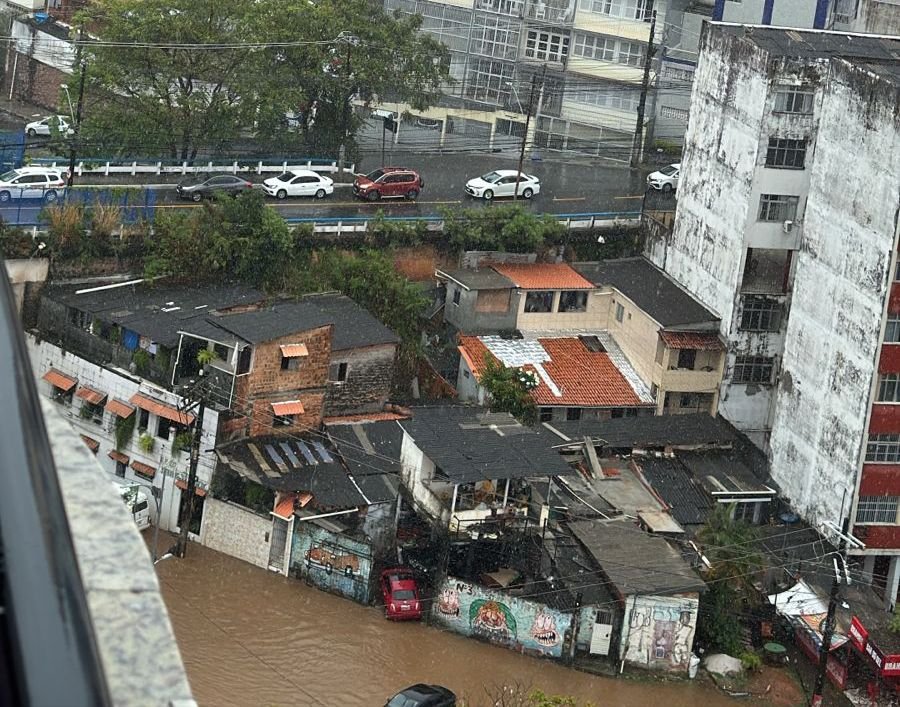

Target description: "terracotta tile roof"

left=175, top=479, right=207, bottom=497
left=108, top=450, right=129, bottom=464
left=129, top=393, right=195, bottom=426
left=105, top=398, right=135, bottom=418
left=491, top=262, right=594, bottom=290
left=75, top=385, right=107, bottom=405
left=659, top=331, right=725, bottom=351
left=273, top=494, right=296, bottom=520
left=80, top=434, right=99, bottom=453
left=131, top=460, right=156, bottom=479
left=280, top=343, right=309, bottom=357
left=42, top=368, right=76, bottom=391
left=271, top=400, right=305, bottom=416
left=458, top=335, right=652, bottom=408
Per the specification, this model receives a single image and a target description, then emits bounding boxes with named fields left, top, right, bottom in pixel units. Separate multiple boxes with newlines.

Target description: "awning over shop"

left=280, top=343, right=309, bottom=358
left=769, top=580, right=848, bottom=650
left=75, top=385, right=107, bottom=406
left=42, top=368, right=77, bottom=391
left=271, top=400, right=305, bottom=416
left=80, top=435, right=100, bottom=453
left=129, top=393, right=195, bottom=426
left=131, top=460, right=157, bottom=479
left=108, top=450, right=129, bottom=465
left=105, top=398, right=135, bottom=418
left=175, top=479, right=207, bottom=497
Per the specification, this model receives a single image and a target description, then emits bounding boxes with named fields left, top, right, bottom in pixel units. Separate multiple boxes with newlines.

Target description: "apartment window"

left=281, top=355, right=302, bottom=372
left=660, top=106, right=689, bottom=122
left=156, top=418, right=171, bottom=439
left=661, top=64, right=693, bottom=82
left=615, top=303, right=624, bottom=323
left=115, top=460, right=127, bottom=478
left=475, top=0, right=524, bottom=15
left=856, top=496, right=900, bottom=523
left=470, top=14, right=520, bottom=60
left=886, top=314, right=900, bottom=343
left=580, top=0, right=651, bottom=21
left=525, top=30, right=569, bottom=62
left=329, top=362, right=348, bottom=383
left=677, top=349, right=696, bottom=370
left=137, top=408, right=150, bottom=432
left=572, top=33, right=644, bottom=66
left=866, top=434, right=900, bottom=462
left=766, top=138, right=807, bottom=169
left=452, top=288, right=461, bottom=306
left=558, top=291, right=587, bottom=312
left=733, top=355, right=774, bottom=384
left=464, top=58, right=516, bottom=105
left=274, top=414, right=294, bottom=427
left=758, top=194, right=799, bottom=222
left=525, top=291, right=554, bottom=313
left=740, top=296, right=782, bottom=331
left=878, top=374, right=900, bottom=402
left=566, top=407, right=582, bottom=421
left=774, top=88, right=814, bottom=114
left=572, top=84, right=640, bottom=112
left=539, top=407, right=553, bottom=422
left=895, top=260, right=900, bottom=282
left=236, top=346, right=252, bottom=375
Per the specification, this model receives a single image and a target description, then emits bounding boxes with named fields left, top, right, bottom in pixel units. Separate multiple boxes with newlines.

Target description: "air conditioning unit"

left=782, top=220, right=794, bottom=233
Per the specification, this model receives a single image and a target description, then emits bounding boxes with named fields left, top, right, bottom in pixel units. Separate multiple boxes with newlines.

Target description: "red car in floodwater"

left=381, top=568, right=422, bottom=621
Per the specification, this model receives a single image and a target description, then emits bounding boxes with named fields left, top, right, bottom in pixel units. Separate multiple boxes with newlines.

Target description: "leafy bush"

left=479, top=355, right=537, bottom=424
left=440, top=205, right=565, bottom=254
left=132, top=348, right=151, bottom=374
left=740, top=650, right=762, bottom=672
left=42, top=203, right=86, bottom=259
left=138, top=432, right=155, bottom=453
left=114, top=413, right=135, bottom=450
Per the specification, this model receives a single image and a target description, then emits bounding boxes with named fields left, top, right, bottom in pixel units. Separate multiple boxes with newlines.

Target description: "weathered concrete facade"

left=325, top=343, right=396, bottom=416
left=200, top=498, right=276, bottom=571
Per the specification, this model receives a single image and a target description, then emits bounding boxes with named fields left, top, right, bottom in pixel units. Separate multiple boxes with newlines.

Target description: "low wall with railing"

left=29, top=156, right=356, bottom=177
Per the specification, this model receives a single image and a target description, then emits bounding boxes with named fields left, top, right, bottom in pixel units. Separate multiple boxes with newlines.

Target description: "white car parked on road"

left=0, top=167, right=66, bottom=202
left=646, top=163, right=680, bottom=192
left=25, top=115, right=73, bottom=137
left=262, top=170, right=334, bottom=199
left=465, top=169, right=541, bottom=200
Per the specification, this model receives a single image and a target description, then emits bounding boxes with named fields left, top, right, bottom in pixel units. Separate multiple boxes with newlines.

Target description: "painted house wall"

left=432, top=576, right=573, bottom=659
left=606, top=289, right=662, bottom=387
left=27, top=336, right=219, bottom=532
left=200, top=498, right=274, bottom=570
left=517, top=289, right=609, bottom=332
left=771, top=58, right=900, bottom=528
left=444, top=283, right=519, bottom=333
left=290, top=522, right=374, bottom=604
left=399, top=430, right=451, bottom=524
left=619, top=593, right=700, bottom=673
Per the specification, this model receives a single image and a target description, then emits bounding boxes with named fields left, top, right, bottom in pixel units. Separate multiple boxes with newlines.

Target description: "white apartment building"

left=650, top=23, right=900, bottom=602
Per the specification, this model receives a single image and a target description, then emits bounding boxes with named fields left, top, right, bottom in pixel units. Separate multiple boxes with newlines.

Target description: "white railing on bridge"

left=29, top=159, right=356, bottom=178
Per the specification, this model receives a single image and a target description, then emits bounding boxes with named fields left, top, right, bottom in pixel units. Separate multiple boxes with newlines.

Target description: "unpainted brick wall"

left=9, top=53, right=66, bottom=110
left=326, top=344, right=396, bottom=415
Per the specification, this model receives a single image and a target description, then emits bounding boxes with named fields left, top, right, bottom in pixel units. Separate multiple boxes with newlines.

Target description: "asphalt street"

left=1, top=110, right=670, bottom=224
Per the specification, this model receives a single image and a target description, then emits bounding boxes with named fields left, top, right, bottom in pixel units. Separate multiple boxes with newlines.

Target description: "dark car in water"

left=175, top=174, right=254, bottom=202
left=385, top=684, right=456, bottom=707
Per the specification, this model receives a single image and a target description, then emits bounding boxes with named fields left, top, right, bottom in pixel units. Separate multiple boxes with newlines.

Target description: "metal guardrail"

left=0, top=265, right=112, bottom=705
left=28, top=156, right=357, bottom=177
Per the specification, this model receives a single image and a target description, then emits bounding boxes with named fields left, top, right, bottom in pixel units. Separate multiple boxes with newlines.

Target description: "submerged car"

left=464, top=170, right=540, bottom=200
left=262, top=170, right=333, bottom=199
left=175, top=174, right=254, bottom=202
left=385, top=684, right=456, bottom=707
left=352, top=167, right=423, bottom=201
left=646, top=163, right=680, bottom=192
left=381, top=567, right=422, bottom=620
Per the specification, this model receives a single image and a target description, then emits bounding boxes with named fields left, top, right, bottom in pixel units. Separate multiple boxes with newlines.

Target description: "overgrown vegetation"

left=210, top=467, right=276, bottom=515
left=114, top=413, right=135, bottom=450
left=441, top=205, right=566, bottom=254
left=478, top=356, right=538, bottom=424
left=472, top=683, right=595, bottom=707
left=695, top=504, right=764, bottom=655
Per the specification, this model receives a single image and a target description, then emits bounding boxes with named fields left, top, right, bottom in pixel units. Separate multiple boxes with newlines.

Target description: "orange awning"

left=108, top=450, right=129, bottom=464
left=131, top=460, right=156, bottom=479
left=129, top=393, right=195, bottom=426
left=105, top=398, right=135, bottom=418
left=75, top=385, right=107, bottom=406
left=80, top=435, right=99, bottom=453
left=271, top=400, right=305, bottom=416
left=279, top=343, right=309, bottom=357
left=175, top=479, right=207, bottom=497
left=42, top=368, right=76, bottom=392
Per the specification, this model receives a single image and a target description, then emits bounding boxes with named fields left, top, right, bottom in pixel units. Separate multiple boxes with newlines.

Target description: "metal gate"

left=268, top=517, right=289, bottom=572
left=590, top=609, right=614, bottom=656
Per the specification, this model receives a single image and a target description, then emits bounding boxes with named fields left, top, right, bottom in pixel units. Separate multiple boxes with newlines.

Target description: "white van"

left=112, top=481, right=151, bottom=531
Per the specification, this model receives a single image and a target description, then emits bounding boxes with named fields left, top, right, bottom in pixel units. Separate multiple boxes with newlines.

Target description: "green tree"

left=441, top=205, right=565, bottom=254
left=695, top=504, right=764, bottom=654
left=479, top=356, right=538, bottom=424
left=77, top=0, right=258, bottom=161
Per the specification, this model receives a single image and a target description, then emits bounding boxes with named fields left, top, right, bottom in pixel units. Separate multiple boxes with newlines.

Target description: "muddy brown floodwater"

left=156, top=543, right=744, bottom=707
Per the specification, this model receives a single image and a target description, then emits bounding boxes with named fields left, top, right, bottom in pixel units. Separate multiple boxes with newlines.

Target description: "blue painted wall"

left=290, top=523, right=374, bottom=604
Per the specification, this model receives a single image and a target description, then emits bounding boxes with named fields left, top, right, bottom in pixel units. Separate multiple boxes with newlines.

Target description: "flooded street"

left=156, top=542, right=742, bottom=707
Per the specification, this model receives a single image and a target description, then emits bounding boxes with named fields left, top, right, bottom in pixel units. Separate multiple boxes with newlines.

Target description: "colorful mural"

left=290, top=523, right=373, bottom=604
left=432, top=577, right=572, bottom=659
left=620, top=594, right=699, bottom=672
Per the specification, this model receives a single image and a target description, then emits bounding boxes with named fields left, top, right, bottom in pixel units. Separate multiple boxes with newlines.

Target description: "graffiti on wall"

left=621, top=595, right=698, bottom=672
left=433, top=577, right=572, bottom=659
left=290, top=523, right=373, bottom=604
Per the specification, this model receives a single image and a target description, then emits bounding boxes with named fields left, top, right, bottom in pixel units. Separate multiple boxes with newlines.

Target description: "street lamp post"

left=59, top=83, right=74, bottom=123
left=151, top=426, right=176, bottom=563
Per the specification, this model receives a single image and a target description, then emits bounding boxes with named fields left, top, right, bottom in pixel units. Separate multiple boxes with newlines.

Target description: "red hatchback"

left=381, top=568, right=422, bottom=620
left=353, top=167, right=424, bottom=201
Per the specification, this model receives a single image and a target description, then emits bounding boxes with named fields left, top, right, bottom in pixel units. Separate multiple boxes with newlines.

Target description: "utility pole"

left=175, top=386, right=206, bottom=559
left=812, top=519, right=854, bottom=707
left=630, top=9, right=657, bottom=168
left=67, top=26, right=86, bottom=188
left=513, top=64, right=545, bottom=201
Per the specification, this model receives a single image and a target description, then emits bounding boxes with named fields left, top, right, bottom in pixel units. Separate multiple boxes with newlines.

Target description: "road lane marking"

left=154, top=199, right=463, bottom=209
left=552, top=196, right=585, bottom=202
left=614, top=194, right=644, bottom=200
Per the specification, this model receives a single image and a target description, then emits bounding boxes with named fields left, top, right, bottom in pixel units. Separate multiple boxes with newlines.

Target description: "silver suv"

left=0, top=167, right=66, bottom=202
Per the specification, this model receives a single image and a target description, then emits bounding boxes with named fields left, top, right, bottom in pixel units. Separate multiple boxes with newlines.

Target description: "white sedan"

left=646, top=163, right=680, bottom=192
left=262, top=170, right=334, bottom=199
left=465, top=170, right=541, bottom=200
left=25, top=115, right=73, bottom=137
